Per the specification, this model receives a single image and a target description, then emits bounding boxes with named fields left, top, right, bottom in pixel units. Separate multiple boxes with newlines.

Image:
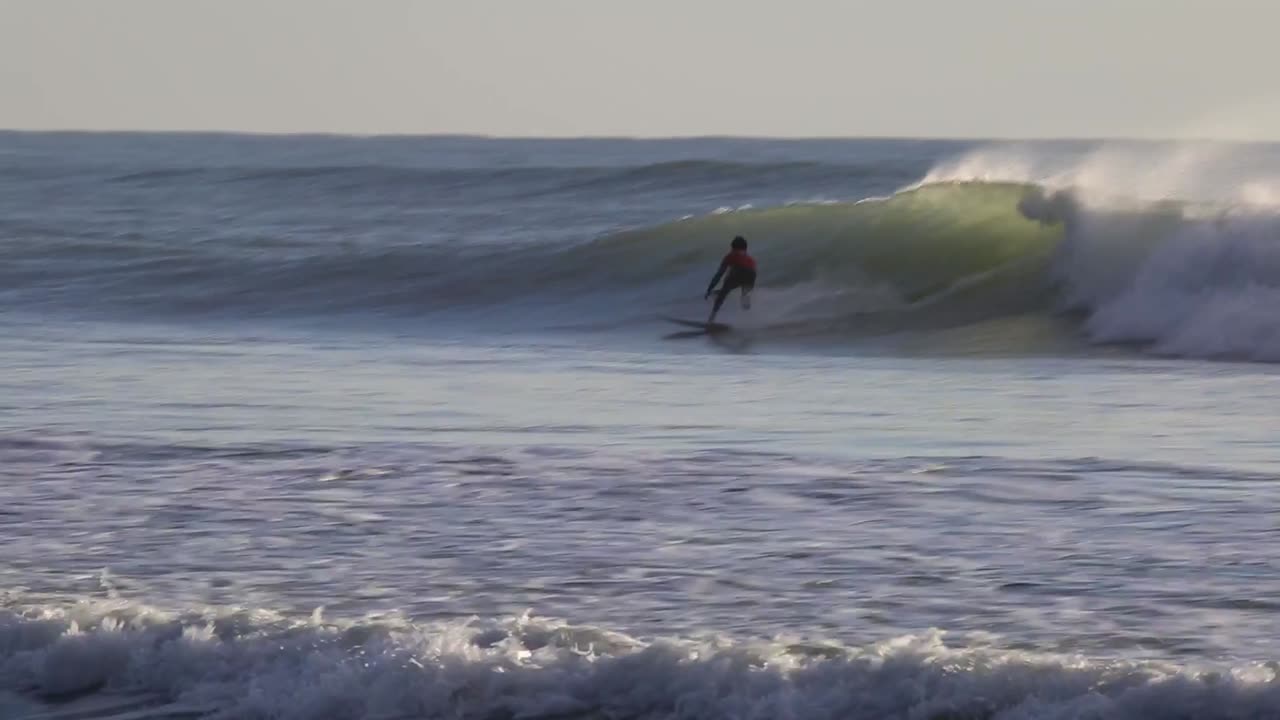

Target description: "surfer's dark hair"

left=731, top=236, right=747, bottom=249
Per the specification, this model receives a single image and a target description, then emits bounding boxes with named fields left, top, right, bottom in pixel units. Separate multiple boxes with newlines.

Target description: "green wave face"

left=591, top=182, right=1066, bottom=319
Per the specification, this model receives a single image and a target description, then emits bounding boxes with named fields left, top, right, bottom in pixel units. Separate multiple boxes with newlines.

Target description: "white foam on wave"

left=4, top=597, right=1280, bottom=720
left=924, top=141, right=1280, bottom=206
left=925, top=142, right=1280, bottom=361
left=1083, top=212, right=1280, bottom=360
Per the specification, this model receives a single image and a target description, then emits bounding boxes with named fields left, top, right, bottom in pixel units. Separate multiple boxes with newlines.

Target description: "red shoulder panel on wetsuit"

left=724, top=250, right=756, bottom=270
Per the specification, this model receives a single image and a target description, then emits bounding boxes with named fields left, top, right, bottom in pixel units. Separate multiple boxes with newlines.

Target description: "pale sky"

left=3, top=0, right=1279, bottom=139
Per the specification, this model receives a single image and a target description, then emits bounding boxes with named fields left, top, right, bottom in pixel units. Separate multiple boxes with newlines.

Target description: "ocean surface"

left=3, top=132, right=1280, bottom=719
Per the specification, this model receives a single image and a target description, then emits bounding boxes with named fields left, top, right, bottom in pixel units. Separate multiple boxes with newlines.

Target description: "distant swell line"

left=103, top=159, right=886, bottom=188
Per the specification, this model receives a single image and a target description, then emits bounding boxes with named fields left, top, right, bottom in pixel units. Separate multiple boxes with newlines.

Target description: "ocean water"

left=3, top=132, right=1280, bottom=719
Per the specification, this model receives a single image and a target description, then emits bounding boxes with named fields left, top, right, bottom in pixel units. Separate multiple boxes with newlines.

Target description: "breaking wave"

left=6, top=144, right=1280, bottom=360
left=4, top=598, right=1280, bottom=720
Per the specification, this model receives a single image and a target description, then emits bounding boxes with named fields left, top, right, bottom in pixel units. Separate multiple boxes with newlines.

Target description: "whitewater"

left=3, top=132, right=1280, bottom=720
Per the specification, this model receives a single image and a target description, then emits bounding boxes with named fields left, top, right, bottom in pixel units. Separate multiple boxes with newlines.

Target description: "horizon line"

left=0, top=127, right=1274, bottom=145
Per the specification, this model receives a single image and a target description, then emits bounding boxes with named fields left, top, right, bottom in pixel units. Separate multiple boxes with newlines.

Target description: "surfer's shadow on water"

left=661, top=329, right=754, bottom=353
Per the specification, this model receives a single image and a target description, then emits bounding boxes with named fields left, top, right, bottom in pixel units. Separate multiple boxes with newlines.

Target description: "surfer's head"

left=731, top=236, right=748, bottom=250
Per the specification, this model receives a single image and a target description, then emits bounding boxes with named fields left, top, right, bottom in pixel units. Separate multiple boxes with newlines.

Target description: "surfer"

left=705, top=236, right=756, bottom=323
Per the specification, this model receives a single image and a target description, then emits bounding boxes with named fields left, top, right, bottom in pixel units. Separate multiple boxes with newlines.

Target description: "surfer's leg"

left=709, top=278, right=741, bottom=322
left=736, top=269, right=757, bottom=310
